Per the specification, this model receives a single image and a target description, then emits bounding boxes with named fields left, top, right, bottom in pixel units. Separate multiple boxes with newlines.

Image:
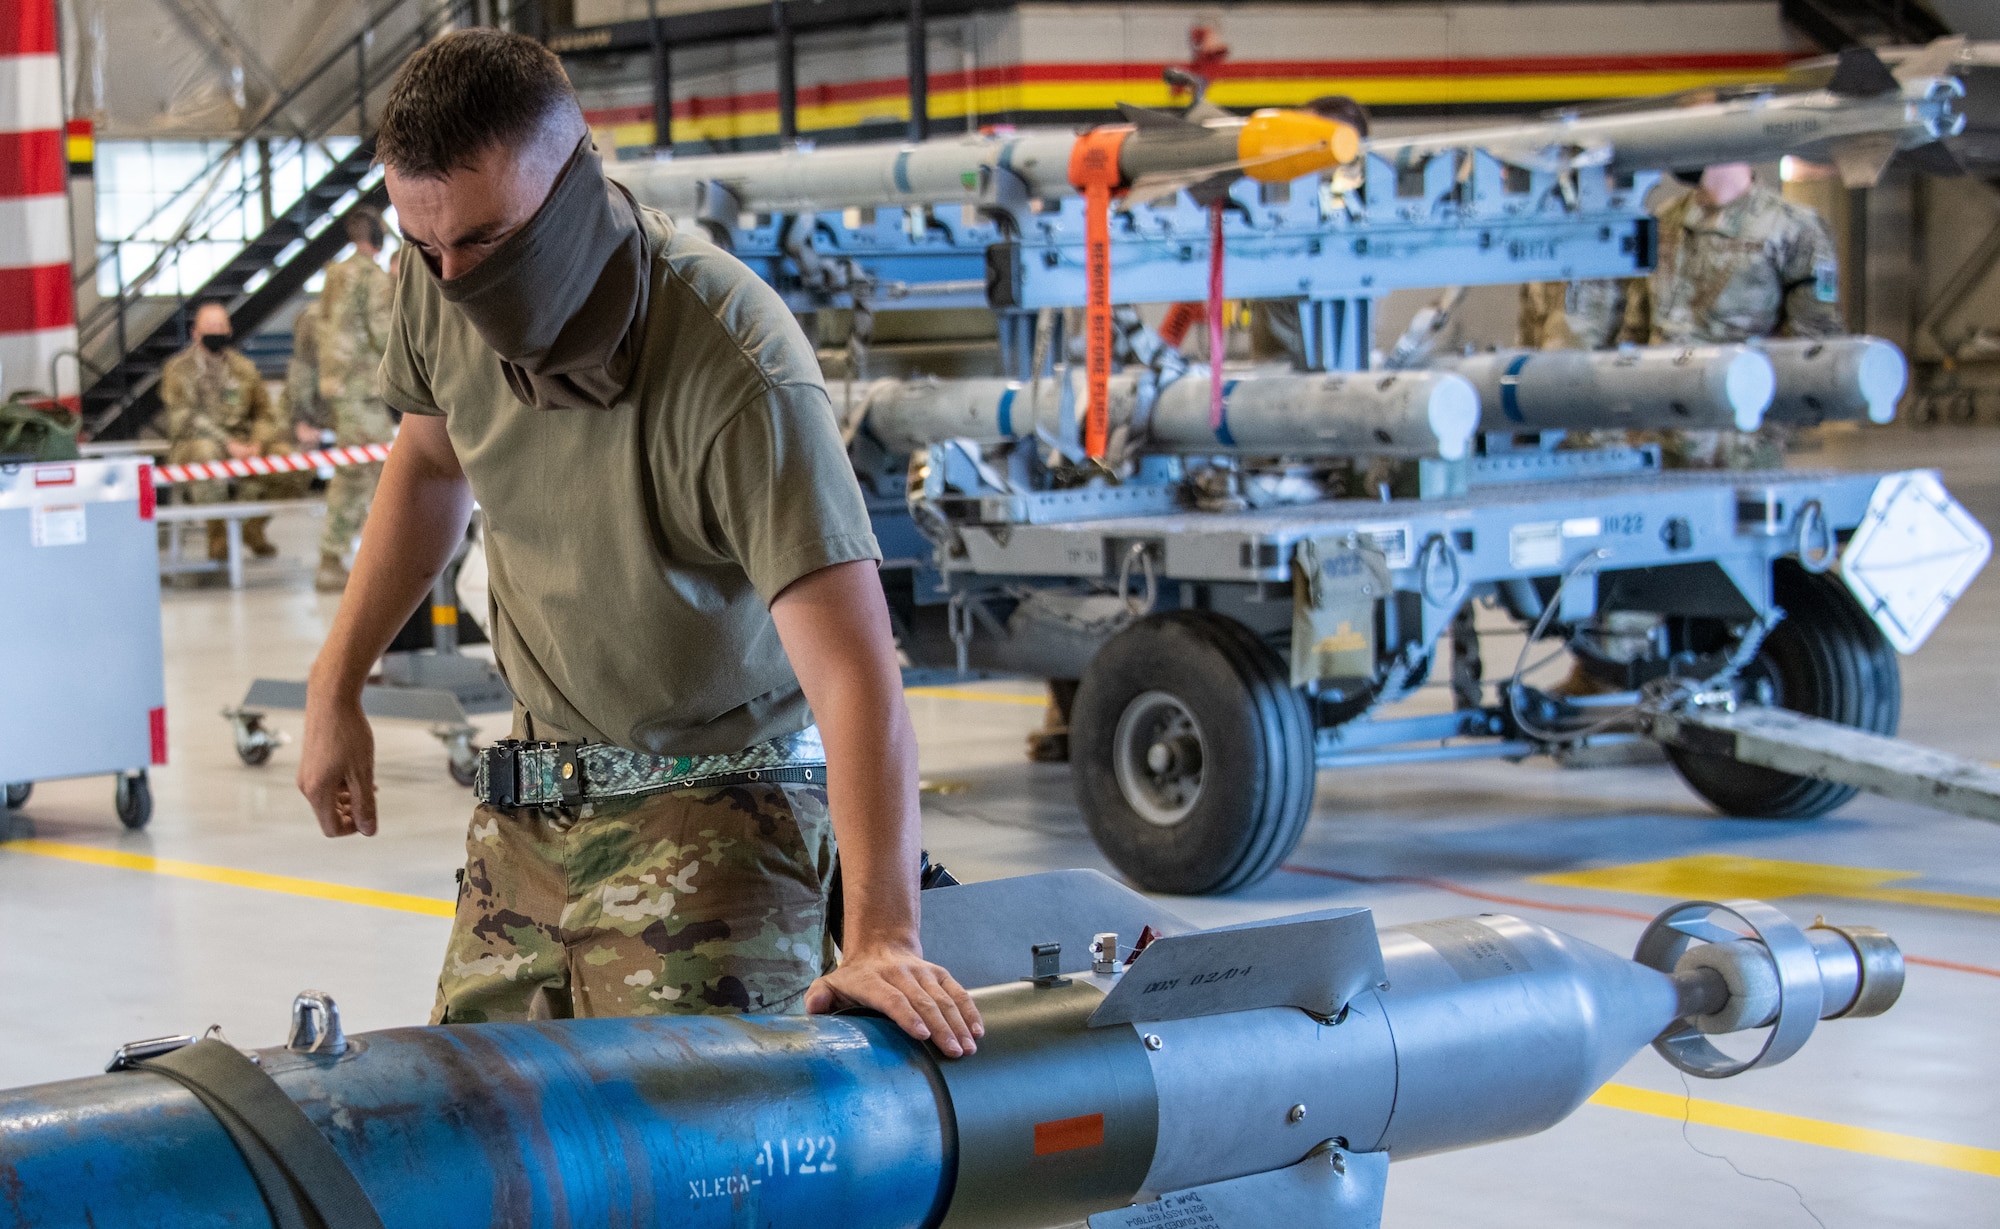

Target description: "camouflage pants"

left=166, top=439, right=229, bottom=506
left=1656, top=425, right=1789, bottom=471
left=319, top=462, right=380, bottom=560
left=432, top=782, right=838, bottom=1024
left=320, top=396, right=393, bottom=560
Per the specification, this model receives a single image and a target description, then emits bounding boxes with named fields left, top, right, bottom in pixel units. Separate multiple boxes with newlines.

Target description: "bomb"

left=0, top=871, right=1902, bottom=1229
left=1433, top=344, right=1776, bottom=435
left=862, top=368, right=1480, bottom=461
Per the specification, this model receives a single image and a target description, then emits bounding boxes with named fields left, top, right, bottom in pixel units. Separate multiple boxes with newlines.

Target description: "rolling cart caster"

left=440, top=728, right=480, bottom=789
left=5, top=781, right=30, bottom=809
left=115, top=772, right=153, bottom=831
left=226, top=708, right=281, bottom=767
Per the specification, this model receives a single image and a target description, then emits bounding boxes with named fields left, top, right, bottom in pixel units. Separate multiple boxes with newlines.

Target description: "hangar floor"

left=3, top=426, right=1996, bottom=1227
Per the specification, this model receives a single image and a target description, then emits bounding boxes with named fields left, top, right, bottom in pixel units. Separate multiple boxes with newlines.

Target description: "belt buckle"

left=555, top=742, right=583, bottom=803
left=482, top=740, right=521, bottom=808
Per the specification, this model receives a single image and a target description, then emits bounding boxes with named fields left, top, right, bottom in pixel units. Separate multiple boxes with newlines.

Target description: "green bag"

left=0, top=393, right=81, bottom=462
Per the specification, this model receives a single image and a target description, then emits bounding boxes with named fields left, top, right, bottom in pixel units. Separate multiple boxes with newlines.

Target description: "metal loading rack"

left=604, top=65, right=1996, bottom=894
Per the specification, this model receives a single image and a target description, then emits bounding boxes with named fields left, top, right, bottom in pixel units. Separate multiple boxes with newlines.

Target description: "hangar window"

left=92, top=136, right=363, bottom=299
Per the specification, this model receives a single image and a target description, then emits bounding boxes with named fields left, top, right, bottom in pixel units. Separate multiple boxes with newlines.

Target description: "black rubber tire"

left=1072, top=611, right=1317, bottom=894
left=448, top=750, right=479, bottom=789
left=4, top=782, right=29, bottom=809
left=237, top=741, right=274, bottom=767
left=115, top=772, right=153, bottom=831
left=1667, top=562, right=1900, bottom=819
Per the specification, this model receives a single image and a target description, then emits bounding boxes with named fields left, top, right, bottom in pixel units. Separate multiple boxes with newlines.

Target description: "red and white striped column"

left=0, top=0, right=75, bottom=407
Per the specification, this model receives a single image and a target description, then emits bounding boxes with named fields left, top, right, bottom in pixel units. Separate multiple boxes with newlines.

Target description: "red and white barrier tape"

left=152, top=442, right=391, bottom=485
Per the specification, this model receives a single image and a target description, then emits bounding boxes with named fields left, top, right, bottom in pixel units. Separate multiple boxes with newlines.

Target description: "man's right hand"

left=299, top=696, right=379, bottom=837
left=294, top=414, right=475, bottom=839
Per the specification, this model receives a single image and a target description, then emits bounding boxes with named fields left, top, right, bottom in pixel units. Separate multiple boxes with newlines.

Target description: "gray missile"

left=1367, top=40, right=1967, bottom=188
left=862, top=368, right=1480, bottom=460
left=617, top=131, right=1081, bottom=215
left=1432, top=344, right=1775, bottom=434
left=0, top=870, right=1902, bottom=1228
left=614, top=107, right=1359, bottom=218
left=1759, top=335, right=1909, bottom=425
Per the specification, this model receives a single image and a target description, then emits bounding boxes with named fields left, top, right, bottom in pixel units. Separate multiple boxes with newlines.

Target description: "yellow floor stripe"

left=905, top=686, right=1048, bottom=707
left=1592, top=1083, right=2000, bottom=1178
left=2, top=839, right=455, bottom=918
left=1537, top=854, right=2000, bottom=917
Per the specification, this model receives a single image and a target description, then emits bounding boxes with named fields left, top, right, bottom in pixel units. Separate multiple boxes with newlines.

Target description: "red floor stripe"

left=1282, top=863, right=1655, bottom=921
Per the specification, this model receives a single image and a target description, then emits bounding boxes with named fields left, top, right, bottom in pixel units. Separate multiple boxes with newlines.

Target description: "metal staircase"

left=82, top=0, right=477, bottom=440
left=83, top=147, right=388, bottom=437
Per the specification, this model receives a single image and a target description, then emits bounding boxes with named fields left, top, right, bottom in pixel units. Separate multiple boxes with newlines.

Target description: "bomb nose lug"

left=287, top=990, right=347, bottom=1056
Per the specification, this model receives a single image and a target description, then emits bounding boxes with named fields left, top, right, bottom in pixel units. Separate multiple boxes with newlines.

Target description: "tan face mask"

left=434, top=136, right=651, bottom=410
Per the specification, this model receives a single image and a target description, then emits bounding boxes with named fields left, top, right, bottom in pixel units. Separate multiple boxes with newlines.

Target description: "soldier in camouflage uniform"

left=1622, top=164, right=1842, bottom=469
left=287, top=296, right=329, bottom=443
left=1518, top=279, right=1633, bottom=351
left=160, top=302, right=283, bottom=561
left=313, top=209, right=397, bottom=592
left=303, top=36, right=979, bottom=1055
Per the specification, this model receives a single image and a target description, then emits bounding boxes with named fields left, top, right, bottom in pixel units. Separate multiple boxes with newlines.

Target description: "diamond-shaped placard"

left=1840, top=472, right=1992, bottom=653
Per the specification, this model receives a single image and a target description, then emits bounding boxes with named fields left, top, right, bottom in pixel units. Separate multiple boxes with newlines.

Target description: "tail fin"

left=1892, top=35, right=1969, bottom=84
left=1828, top=47, right=1900, bottom=97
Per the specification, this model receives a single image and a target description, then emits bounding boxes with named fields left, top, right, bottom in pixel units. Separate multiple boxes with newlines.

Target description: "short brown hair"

left=345, top=206, right=386, bottom=249
left=375, top=29, right=576, bottom=178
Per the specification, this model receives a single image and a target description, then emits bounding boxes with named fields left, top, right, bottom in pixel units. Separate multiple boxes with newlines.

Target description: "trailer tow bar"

left=1642, top=704, right=2000, bottom=825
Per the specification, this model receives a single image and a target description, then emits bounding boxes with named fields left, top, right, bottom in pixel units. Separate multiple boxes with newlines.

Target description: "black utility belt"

left=473, top=727, right=827, bottom=808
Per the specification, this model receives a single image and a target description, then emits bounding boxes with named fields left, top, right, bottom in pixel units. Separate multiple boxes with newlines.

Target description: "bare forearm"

left=769, top=561, right=924, bottom=952
left=819, top=673, right=924, bottom=953
left=309, top=433, right=473, bottom=696
left=771, top=559, right=979, bottom=1050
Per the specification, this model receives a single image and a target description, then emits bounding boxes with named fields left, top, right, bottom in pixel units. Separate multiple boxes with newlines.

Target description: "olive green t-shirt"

left=379, top=208, right=880, bottom=755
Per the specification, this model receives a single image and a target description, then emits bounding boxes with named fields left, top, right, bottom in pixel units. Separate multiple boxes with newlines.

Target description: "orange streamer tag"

left=1067, top=127, right=1132, bottom=461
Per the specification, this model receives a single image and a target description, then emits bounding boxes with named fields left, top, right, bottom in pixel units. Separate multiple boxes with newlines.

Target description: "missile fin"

left=1892, top=35, right=1968, bottom=85
left=918, top=869, right=1192, bottom=989
left=1829, top=134, right=1900, bottom=188
left=1087, top=907, right=1386, bottom=1027
left=1828, top=46, right=1900, bottom=98
left=1089, top=1145, right=1390, bottom=1229
left=1118, top=102, right=1207, bottom=135
left=1899, top=138, right=1967, bottom=178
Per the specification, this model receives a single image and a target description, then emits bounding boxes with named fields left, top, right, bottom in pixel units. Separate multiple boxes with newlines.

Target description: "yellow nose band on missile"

left=1238, top=109, right=1362, bottom=182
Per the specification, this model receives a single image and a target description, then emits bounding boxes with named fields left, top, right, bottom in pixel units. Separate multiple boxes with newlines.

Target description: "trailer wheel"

left=5, top=782, right=29, bottom=809
left=1668, top=562, right=1900, bottom=819
left=1072, top=611, right=1316, bottom=894
left=115, top=771, right=153, bottom=831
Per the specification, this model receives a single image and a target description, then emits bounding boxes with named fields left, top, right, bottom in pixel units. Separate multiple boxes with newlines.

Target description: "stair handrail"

left=76, top=0, right=471, bottom=351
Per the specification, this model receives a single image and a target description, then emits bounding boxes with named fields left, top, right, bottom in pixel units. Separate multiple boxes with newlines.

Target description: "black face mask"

left=432, top=136, right=651, bottom=411
left=199, top=333, right=231, bottom=354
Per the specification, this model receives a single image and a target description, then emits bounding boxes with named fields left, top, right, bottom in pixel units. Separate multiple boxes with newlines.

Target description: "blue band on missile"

left=894, top=151, right=914, bottom=194
left=1500, top=354, right=1532, bottom=423
left=1215, top=379, right=1240, bottom=447
left=997, top=387, right=1016, bottom=437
